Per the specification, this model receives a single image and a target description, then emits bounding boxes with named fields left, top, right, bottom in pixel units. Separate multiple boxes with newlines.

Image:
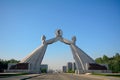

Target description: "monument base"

left=75, top=70, right=111, bottom=74
left=6, top=63, right=30, bottom=73
left=7, top=63, right=42, bottom=73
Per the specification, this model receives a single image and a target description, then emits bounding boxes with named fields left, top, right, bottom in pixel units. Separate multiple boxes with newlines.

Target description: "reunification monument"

left=7, top=29, right=109, bottom=73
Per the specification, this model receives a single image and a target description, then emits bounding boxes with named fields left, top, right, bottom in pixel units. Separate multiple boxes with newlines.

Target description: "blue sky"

left=0, top=0, right=120, bottom=70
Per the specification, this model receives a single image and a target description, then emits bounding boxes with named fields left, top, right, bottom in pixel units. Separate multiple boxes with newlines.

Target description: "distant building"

left=67, top=62, right=72, bottom=72
left=72, top=62, right=76, bottom=71
left=40, top=64, right=48, bottom=73
left=62, top=66, right=67, bottom=72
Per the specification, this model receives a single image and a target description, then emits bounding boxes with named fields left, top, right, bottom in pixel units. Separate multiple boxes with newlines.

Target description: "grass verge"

left=92, top=73, right=120, bottom=77
left=0, top=73, right=29, bottom=78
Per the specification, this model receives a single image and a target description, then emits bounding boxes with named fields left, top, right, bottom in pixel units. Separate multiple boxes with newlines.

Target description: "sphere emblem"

left=55, top=29, right=63, bottom=37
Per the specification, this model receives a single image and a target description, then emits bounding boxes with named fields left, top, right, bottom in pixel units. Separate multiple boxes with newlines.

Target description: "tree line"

left=0, top=59, right=19, bottom=72
left=95, top=53, right=120, bottom=73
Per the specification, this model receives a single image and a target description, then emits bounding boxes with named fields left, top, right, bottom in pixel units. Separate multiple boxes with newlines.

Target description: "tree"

left=95, top=57, right=103, bottom=64
left=0, top=58, right=19, bottom=72
left=40, top=68, right=47, bottom=73
left=8, top=59, right=20, bottom=63
left=102, top=55, right=109, bottom=63
left=95, top=53, right=120, bottom=73
left=114, top=53, right=120, bottom=61
left=67, top=69, right=74, bottom=73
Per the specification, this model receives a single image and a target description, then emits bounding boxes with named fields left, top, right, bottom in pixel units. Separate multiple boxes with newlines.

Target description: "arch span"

left=20, top=29, right=96, bottom=73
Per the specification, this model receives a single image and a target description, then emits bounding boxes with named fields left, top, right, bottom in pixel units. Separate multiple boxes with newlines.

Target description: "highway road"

left=26, top=73, right=120, bottom=80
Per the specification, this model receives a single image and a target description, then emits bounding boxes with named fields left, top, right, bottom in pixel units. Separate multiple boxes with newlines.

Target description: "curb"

left=20, top=74, right=40, bottom=80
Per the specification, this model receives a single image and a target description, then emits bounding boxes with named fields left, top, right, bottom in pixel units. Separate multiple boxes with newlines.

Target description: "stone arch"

left=20, top=29, right=96, bottom=73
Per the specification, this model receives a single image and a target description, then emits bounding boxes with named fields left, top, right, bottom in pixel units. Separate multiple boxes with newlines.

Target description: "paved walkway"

left=27, top=73, right=120, bottom=80
left=0, top=73, right=120, bottom=80
left=27, top=73, right=101, bottom=80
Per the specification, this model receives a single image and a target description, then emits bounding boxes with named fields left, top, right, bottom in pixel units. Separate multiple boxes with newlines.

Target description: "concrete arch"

left=20, top=29, right=96, bottom=73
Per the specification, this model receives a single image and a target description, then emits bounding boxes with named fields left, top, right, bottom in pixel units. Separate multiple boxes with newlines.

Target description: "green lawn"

left=0, top=73, right=29, bottom=78
left=92, top=73, right=120, bottom=77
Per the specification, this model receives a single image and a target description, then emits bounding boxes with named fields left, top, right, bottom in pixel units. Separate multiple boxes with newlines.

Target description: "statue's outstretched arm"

left=46, top=37, right=58, bottom=44
left=60, top=38, right=72, bottom=45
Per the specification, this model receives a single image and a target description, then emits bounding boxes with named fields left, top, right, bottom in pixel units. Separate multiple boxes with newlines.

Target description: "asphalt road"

left=27, top=73, right=118, bottom=80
